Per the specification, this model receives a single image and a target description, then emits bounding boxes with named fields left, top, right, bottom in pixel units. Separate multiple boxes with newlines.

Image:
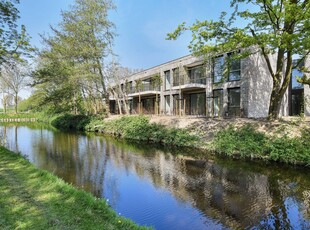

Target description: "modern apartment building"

left=109, top=53, right=310, bottom=118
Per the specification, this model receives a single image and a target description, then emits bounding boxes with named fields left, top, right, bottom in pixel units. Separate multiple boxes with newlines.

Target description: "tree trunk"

left=268, top=51, right=293, bottom=120
left=117, top=98, right=122, bottom=115
left=268, top=90, right=282, bottom=120
left=3, top=97, right=7, bottom=114
left=14, top=93, right=18, bottom=114
left=139, top=94, right=141, bottom=114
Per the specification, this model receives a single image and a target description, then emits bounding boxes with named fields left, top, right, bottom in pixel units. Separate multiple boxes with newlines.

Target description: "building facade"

left=109, top=53, right=310, bottom=118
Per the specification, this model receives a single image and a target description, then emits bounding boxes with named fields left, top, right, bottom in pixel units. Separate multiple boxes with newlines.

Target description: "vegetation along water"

left=1, top=123, right=310, bottom=229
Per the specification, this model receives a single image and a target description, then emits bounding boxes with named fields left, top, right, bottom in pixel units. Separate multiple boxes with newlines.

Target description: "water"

left=1, top=123, right=310, bottom=229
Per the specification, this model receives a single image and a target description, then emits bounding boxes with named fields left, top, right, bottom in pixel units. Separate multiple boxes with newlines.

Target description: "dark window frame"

left=227, top=52, right=241, bottom=82
left=213, top=55, right=224, bottom=83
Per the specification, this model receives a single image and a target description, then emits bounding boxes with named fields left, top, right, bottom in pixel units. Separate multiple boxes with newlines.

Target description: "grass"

left=48, top=114, right=199, bottom=147
left=85, top=115, right=199, bottom=147
left=0, top=113, right=40, bottom=119
left=0, top=147, right=149, bottom=230
left=211, top=125, right=310, bottom=166
left=44, top=113, right=310, bottom=166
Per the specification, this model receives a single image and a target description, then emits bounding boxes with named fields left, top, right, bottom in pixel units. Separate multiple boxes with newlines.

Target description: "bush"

left=85, top=115, right=199, bottom=147
left=212, top=125, right=310, bottom=165
left=51, top=114, right=91, bottom=131
left=213, top=125, right=266, bottom=157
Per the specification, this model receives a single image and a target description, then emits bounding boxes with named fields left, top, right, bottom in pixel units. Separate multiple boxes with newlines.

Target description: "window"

left=188, top=65, right=206, bottom=84
left=189, top=93, right=206, bottom=115
left=173, top=94, right=183, bottom=115
left=173, top=68, right=180, bottom=86
left=164, top=95, right=170, bottom=114
left=164, top=70, right=171, bottom=90
left=228, top=53, right=241, bottom=81
left=126, top=81, right=133, bottom=94
left=291, top=68, right=304, bottom=89
left=228, top=88, right=241, bottom=116
left=213, top=89, right=223, bottom=117
left=213, top=56, right=224, bottom=83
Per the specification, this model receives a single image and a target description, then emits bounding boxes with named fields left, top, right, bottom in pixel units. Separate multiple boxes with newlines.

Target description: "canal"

left=1, top=123, right=310, bottom=229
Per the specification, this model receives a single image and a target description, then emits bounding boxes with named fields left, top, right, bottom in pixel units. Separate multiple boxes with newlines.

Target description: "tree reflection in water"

left=1, top=124, right=310, bottom=230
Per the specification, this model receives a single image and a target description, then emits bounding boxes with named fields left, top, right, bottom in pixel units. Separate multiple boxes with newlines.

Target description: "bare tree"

left=105, top=60, right=142, bottom=115
left=0, top=60, right=30, bottom=113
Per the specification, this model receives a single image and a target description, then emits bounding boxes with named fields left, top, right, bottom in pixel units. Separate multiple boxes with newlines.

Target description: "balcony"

left=172, top=74, right=207, bottom=89
left=128, top=83, right=160, bottom=97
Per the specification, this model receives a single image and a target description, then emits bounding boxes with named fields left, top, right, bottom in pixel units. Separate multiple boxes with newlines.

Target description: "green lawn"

left=0, top=147, right=149, bottom=230
left=0, top=113, right=40, bottom=119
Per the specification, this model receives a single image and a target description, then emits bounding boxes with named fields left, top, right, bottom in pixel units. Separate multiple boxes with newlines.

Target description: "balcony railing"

left=124, top=84, right=160, bottom=94
left=173, top=74, right=207, bottom=87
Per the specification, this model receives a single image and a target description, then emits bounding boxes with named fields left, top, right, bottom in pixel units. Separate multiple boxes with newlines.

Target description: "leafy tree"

left=297, top=61, right=310, bottom=85
left=32, top=0, right=115, bottom=115
left=0, top=0, right=33, bottom=63
left=168, top=0, right=310, bottom=120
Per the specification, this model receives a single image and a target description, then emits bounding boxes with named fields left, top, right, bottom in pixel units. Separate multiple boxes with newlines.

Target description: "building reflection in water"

left=1, top=124, right=310, bottom=229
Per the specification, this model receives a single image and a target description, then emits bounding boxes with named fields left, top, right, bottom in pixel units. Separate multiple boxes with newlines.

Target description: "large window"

left=173, top=68, right=180, bottom=86
left=228, top=53, right=241, bottom=81
left=291, top=68, right=304, bottom=89
left=164, top=95, right=170, bottom=114
left=228, top=88, right=241, bottom=116
left=213, top=56, right=224, bottom=83
left=164, top=70, right=171, bottom=90
left=213, top=89, right=223, bottom=117
left=189, top=93, right=206, bottom=115
left=188, top=65, right=206, bottom=84
left=290, top=61, right=304, bottom=115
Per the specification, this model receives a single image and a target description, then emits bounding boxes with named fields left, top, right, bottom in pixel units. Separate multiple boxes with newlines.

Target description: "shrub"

left=213, top=125, right=266, bottom=157
left=51, top=114, right=91, bottom=131
left=212, top=124, right=310, bottom=165
left=85, top=115, right=199, bottom=147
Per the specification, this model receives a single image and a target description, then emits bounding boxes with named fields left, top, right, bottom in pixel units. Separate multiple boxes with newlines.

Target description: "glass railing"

left=126, top=84, right=160, bottom=94
left=173, top=75, right=207, bottom=86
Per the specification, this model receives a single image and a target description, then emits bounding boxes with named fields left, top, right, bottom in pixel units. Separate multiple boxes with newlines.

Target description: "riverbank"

left=48, top=114, right=310, bottom=166
left=0, top=113, right=39, bottom=122
left=0, top=146, right=149, bottom=229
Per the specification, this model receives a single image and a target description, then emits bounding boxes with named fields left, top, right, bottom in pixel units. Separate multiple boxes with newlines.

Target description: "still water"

left=1, top=123, right=310, bottom=229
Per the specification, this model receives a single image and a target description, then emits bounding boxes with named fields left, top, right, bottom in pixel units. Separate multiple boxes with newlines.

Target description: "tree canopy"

left=32, top=0, right=116, bottom=115
left=0, top=0, right=33, bottom=63
left=168, top=0, right=310, bottom=119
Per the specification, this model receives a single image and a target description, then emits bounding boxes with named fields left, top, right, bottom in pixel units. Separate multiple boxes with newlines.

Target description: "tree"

left=135, top=79, right=143, bottom=114
left=152, top=74, right=162, bottom=115
left=0, top=60, right=30, bottom=113
left=297, top=64, right=310, bottom=86
left=168, top=0, right=310, bottom=120
left=0, top=92, right=13, bottom=113
left=0, top=0, right=33, bottom=64
left=32, top=0, right=115, bottom=115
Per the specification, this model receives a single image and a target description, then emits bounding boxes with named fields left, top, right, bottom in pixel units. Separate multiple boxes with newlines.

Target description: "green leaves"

left=32, top=0, right=116, bottom=115
left=0, top=0, right=33, bottom=64
left=213, top=125, right=310, bottom=165
left=168, top=0, right=310, bottom=119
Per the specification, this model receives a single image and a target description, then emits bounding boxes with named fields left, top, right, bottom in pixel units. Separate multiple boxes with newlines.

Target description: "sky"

left=2, top=0, right=238, bottom=105
left=18, top=0, right=237, bottom=70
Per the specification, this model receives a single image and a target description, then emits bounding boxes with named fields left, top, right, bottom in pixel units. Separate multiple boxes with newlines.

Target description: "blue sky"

left=18, top=0, right=236, bottom=70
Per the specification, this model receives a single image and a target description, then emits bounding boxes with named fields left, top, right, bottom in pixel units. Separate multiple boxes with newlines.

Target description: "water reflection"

left=1, top=124, right=310, bottom=229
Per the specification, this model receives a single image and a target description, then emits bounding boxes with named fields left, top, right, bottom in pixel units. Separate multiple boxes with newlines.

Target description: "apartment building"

left=109, top=53, right=310, bottom=118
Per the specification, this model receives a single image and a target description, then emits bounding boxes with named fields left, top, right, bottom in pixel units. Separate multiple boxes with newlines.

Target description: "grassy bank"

left=0, top=147, right=149, bottom=229
left=211, top=125, right=310, bottom=166
left=49, top=114, right=310, bottom=166
left=51, top=114, right=199, bottom=147
left=0, top=113, right=40, bottom=119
